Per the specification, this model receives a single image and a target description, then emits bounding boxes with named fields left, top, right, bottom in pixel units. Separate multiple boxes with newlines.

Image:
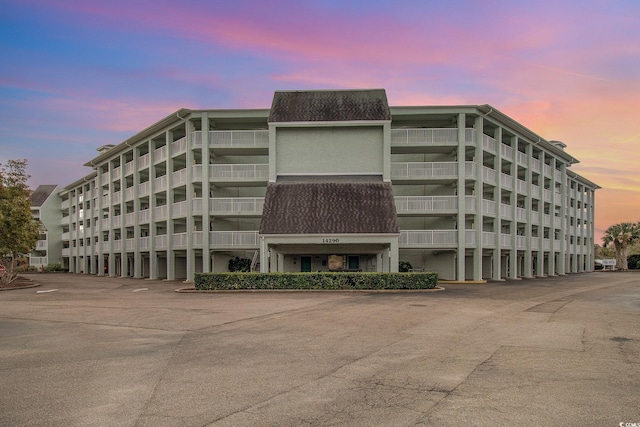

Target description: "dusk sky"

left=1, top=0, right=639, bottom=242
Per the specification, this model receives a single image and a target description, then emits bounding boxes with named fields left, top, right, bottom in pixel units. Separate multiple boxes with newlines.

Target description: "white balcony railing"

left=124, top=161, right=134, bottom=177
left=172, top=232, right=188, bottom=249
left=155, top=205, right=168, bottom=220
left=171, top=168, right=187, bottom=187
left=482, top=199, right=497, bottom=216
left=138, top=209, right=150, bottom=223
left=125, top=238, right=135, bottom=251
left=172, top=201, right=188, bottom=217
left=516, top=207, right=527, bottom=222
left=482, top=134, right=497, bottom=153
left=517, top=151, right=528, bottom=165
left=154, top=175, right=167, bottom=192
left=210, top=130, right=269, bottom=147
left=390, top=128, right=459, bottom=145
left=500, top=233, right=512, bottom=247
left=482, top=166, right=497, bottom=185
left=113, top=215, right=122, bottom=228
left=394, top=196, right=457, bottom=214
left=36, top=240, right=47, bottom=250
left=399, top=230, right=457, bottom=247
left=482, top=232, right=496, bottom=246
left=516, top=179, right=528, bottom=194
left=500, top=144, right=514, bottom=160
left=154, top=145, right=167, bottom=163
left=192, top=198, right=203, bottom=215
left=125, top=212, right=135, bottom=226
left=30, top=256, right=48, bottom=266
left=137, top=153, right=150, bottom=170
left=500, top=204, right=513, bottom=220
left=209, top=164, right=269, bottom=181
left=210, top=231, right=259, bottom=248
left=155, top=234, right=167, bottom=249
left=139, top=181, right=150, bottom=197
left=125, top=187, right=134, bottom=201
left=500, top=173, right=513, bottom=190
left=210, top=198, right=265, bottom=215
left=391, top=162, right=458, bottom=180
left=139, top=236, right=150, bottom=250
left=62, top=248, right=70, bottom=257
left=171, top=137, right=187, bottom=155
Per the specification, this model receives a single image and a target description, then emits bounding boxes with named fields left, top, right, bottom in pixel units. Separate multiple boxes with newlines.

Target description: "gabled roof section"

left=268, top=89, right=391, bottom=123
left=259, top=176, right=399, bottom=235
left=30, top=185, right=58, bottom=207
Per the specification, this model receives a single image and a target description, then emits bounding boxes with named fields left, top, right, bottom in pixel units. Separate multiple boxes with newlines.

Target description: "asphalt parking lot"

left=1, top=272, right=639, bottom=426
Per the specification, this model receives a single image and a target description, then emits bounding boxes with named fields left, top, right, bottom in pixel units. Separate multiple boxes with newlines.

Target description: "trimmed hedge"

left=195, top=271, right=439, bottom=291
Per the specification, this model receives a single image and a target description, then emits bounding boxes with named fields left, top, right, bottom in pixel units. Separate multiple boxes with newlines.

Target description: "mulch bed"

left=0, top=276, right=40, bottom=291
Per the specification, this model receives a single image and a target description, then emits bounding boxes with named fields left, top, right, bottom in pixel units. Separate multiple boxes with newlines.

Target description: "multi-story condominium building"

left=29, top=185, right=62, bottom=269
left=58, top=89, right=598, bottom=282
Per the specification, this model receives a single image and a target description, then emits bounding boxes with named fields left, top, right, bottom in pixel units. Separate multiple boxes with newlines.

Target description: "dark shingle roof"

left=259, top=177, right=399, bottom=235
left=30, top=185, right=57, bottom=207
left=268, top=89, right=391, bottom=123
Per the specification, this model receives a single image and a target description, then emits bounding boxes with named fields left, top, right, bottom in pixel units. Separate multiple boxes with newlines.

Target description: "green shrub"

left=195, top=271, right=439, bottom=291
left=628, top=254, right=640, bottom=270
left=228, top=257, right=251, bottom=272
left=44, top=263, right=64, bottom=272
left=398, top=261, right=413, bottom=272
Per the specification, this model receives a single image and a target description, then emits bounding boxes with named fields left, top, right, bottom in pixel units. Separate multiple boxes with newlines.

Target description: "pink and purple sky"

left=1, top=0, right=639, bottom=242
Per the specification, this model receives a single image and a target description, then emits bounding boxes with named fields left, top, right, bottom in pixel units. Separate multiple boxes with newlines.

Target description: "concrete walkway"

left=1, top=272, right=639, bottom=426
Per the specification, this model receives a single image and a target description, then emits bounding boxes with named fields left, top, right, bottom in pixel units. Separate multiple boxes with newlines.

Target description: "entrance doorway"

left=348, top=255, right=360, bottom=270
left=300, top=256, right=312, bottom=272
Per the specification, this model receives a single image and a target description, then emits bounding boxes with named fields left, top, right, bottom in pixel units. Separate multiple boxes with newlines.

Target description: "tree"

left=602, top=222, right=640, bottom=271
left=0, top=159, right=40, bottom=284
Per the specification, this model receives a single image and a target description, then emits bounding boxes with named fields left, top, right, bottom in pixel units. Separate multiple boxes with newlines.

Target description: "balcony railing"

left=482, top=134, right=497, bottom=153
left=173, top=232, right=188, bottom=249
left=155, top=205, right=168, bottom=221
left=210, top=231, right=259, bottom=248
left=210, top=198, right=265, bottom=216
left=210, top=130, right=269, bottom=148
left=394, top=196, right=457, bottom=214
left=399, top=230, right=457, bottom=247
left=390, top=128, right=460, bottom=145
left=155, top=234, right=167, bottom=250
left=500, top=144, right=514, bottom=160
left=171, top=137, right=187, bottom=155
left=30, top=256, right=48, bottom=266
left=139, top=181, right=150, bottom=197
left=137, top=153, right=150, bottom=170
left=154, top=175, right=167, bottom=192
left=154, top=145, right=167, bottom=163
left=209, top=164, right=269, bottom=182
left=124, top=161, right=134, bottom=177
left=172, top=169, right=187, bottom=187
left=139, top=236, right=150, bottom=250
left=172, top=201, right=188, bottom=217
left=391, top=162, right=458, bottom=180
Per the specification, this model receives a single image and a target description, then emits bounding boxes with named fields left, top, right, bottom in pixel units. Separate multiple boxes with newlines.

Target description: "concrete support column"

left=389, top=240, right=399, bottom=273
left=376, top=252, right=383, bottom=272
left=201, top=113, right=211, bottom=273
left=260, top=238, right=269, bottom=272
left=509, top=136, right=519, bottom=279
left=523, top=142, right=533, bottom=279
left=133, top=146, right=142, bottom=279
left=382, top=247, right=390, bottom=272
left=149, top=139, right=157, bottom=279
left=278, top=252, right=285, bottom=273
left=166, top=130, right=175, bottom=281
left=473, top=115, right=483, bottom=281
left=186, top=119, right=196, bottom=283
left=456, top=113, right=466, bottom=281
left=493, top=127, right=503, bottom=280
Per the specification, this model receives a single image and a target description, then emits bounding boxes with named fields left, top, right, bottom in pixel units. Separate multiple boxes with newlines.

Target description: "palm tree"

left=602, top=222, right=640, bottom=270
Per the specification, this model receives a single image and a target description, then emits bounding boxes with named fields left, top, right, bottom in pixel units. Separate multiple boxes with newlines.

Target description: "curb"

left=175, top=286, right=445, bottom=293
left=0, top=283, right=41, bottom=291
